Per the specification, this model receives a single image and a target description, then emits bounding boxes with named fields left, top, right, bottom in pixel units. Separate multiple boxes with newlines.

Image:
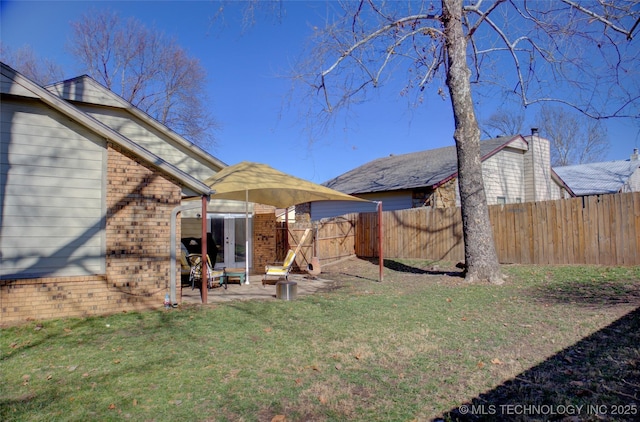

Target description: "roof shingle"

left=324, top=136, right=520, bottom=194
left=554, top=159, right=640, bottom=196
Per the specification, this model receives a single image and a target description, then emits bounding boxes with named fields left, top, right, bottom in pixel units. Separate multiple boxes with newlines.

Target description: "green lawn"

left=2, top=260, right=639, bottom=421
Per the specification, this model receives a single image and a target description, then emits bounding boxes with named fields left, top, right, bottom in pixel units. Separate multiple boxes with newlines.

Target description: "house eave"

left=46, top=75, right=227, bottom=173
left=3, top=63, right=212, bottom=196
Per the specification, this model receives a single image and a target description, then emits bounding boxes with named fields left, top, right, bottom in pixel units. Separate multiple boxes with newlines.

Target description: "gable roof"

left=554, top=158, right=640, bottom=196
left=46, top=74, right=125, bottom=107
left=46, top=75, right=227, bottom=172
left=324, top=136, right=526, bottom=194
left=1, top=62, right=213, bottom=196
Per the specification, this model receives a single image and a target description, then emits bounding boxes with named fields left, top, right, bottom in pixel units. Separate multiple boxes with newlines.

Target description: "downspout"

left=169, top=198, right=209, bottom=306
left=201, top=196, right=209, bottom=303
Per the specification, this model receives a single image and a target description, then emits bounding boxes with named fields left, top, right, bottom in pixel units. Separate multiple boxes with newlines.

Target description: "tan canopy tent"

left=179, top=161, right=380, bottom=303
left=203, top=161, right=370, bottom=207
left=205, top=161, right=371, bottom=276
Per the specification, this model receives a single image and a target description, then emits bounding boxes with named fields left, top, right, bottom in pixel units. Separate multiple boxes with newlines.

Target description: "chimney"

left=632, top=148, right=639, bottom=161
left=531, top=127, right=539, bottom=136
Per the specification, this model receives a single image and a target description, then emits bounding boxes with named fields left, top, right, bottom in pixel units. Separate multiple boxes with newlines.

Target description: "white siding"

left=46, top=78, right=123, bottom=107
left=524, top=135, right=555, bottom=201
left=624, top=166, right=640, bottom=192
left=548, top=177, right=568, bottom=199
left=1, top=98, right=106, bottom=278
left=482, top=147, right=525, bottom=205
left=523, top=140, right=535, bottom=202
left=1, top=72, right=39, bottom=98
left=181, top=199, right=256, bottom=218
left=78, top=105, right=216, bottom=181
left=508, top=137, right=529, bottom=151
left=311, top=191, right=404, bottom=221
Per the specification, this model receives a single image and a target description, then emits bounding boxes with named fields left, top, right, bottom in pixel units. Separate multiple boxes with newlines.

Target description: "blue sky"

left=2, top=0, right=639, bottom=183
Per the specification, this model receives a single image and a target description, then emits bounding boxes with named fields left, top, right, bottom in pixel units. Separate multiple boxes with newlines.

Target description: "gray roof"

left=324, top=136, right=521, bottom=194
left=554, top=159, right=640, bottom=196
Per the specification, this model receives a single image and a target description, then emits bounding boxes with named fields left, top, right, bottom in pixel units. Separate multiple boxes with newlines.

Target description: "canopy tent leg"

left=245, top=189, right=250, bottom=283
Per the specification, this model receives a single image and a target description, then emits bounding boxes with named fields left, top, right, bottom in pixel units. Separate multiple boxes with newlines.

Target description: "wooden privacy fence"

left=279, top=216, right=358, bottom=270
left=356, top=206, right=464, bottom=262
left=353, top=192, right=640, bottom=266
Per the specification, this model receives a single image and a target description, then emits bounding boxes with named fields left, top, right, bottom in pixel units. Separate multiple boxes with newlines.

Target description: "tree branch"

left=560, top=0, right=635, bottom=38
left=466, top=0, right=506, bottom=38
left=321, top=14, right=439, bottom=78
left=627, top=16, right=640, bottom=40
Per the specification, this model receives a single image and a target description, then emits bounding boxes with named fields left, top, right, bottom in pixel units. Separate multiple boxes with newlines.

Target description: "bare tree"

left=535, top=105, right=609, bottom=166
left=0, top=43, right=64, bottom=86
left=295, top=0, right=639, bottom=284
left=68, top=9, right=217, bottom=148
left=481, top=108, right=524, bottom=138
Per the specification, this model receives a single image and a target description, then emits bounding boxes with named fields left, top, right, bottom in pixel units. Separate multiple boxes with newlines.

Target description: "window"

left=497, top=196, right=506, bottom=205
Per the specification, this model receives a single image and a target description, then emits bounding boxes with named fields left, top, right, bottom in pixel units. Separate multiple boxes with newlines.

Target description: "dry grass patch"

left=2, top=258, right=639, bottom=421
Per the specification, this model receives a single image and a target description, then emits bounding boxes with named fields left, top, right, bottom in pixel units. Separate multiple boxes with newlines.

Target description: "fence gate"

left=274, top=217, right=358, bottom=271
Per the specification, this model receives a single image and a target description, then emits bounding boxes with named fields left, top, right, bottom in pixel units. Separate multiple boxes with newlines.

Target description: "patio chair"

left=187, top=254, right=226, bottom=290
left=262, top=228, right=311, bottom=286
left=180, top=243, right=192, bottom=286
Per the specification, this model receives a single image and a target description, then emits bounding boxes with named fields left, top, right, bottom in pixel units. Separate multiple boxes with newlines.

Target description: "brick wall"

left=434, top=178, right=457, bottom=208
left=294, top=203, right=312, bottom=223
left=1, top=144, right=182, bottom=326
left=254, top=203, right=276, bottom=214
left=252, top=213, right=276, bottom=273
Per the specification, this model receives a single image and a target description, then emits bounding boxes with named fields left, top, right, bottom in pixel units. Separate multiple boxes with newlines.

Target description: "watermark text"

left=457, top=403, right=637, bottom=417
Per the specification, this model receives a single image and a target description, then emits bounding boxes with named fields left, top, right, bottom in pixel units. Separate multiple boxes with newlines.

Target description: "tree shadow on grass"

left=0, top=311, right=196, bottom=420
left=326, top=258, right=464, bottom=283
left=437, top=306, right=640, bottom=421
left=528, top=278, right=640, bottom=308
left=365, top=258, right=464, bottom=277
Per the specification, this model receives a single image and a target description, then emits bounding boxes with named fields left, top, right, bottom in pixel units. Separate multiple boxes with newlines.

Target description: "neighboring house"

left=310, top=132, right=573, bottom=220
left=0, top=63, right=260, bottom=325
left=554, top=149, right=640, bottom=196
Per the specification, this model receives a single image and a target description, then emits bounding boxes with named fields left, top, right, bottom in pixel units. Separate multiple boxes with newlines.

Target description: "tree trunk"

left=442, top=0, right=503, bottom=284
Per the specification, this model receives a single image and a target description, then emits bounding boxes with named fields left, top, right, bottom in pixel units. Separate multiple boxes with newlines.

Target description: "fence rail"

left=280, top=216, right=358, bottom=271
left=342, top=192, right=639, bottom=266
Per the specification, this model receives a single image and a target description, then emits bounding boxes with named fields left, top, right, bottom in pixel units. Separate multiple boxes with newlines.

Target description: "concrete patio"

left=180, top=273, right=337, bottom=304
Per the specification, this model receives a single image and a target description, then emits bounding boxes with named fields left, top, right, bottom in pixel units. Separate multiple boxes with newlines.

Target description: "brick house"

left=0, top=63, right=240, bottom=325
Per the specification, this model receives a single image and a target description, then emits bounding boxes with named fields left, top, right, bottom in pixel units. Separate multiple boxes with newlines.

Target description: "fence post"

left=378, top=201, right=383, bottom=282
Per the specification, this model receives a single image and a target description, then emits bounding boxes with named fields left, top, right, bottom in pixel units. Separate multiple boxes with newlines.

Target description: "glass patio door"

left=209, top=214, right=251, bottom=270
